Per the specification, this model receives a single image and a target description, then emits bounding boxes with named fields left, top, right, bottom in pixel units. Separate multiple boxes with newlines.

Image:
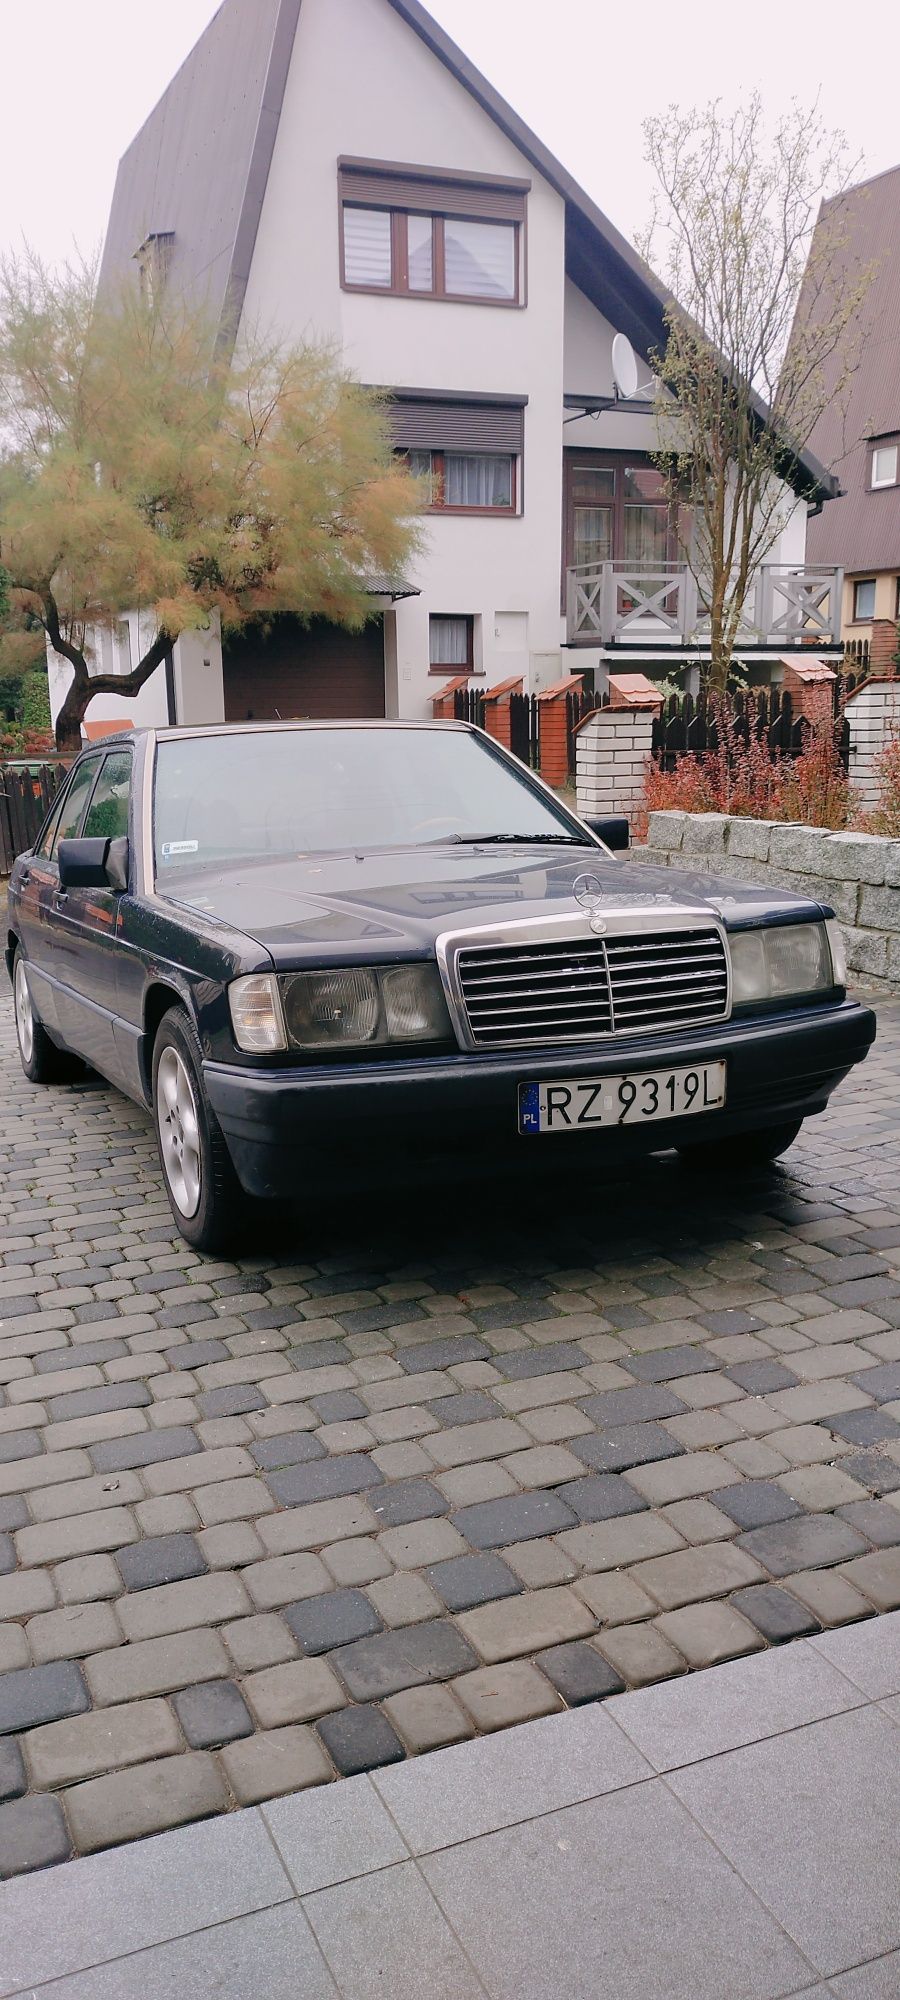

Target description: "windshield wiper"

left=436, top=832, right=587, bottom=847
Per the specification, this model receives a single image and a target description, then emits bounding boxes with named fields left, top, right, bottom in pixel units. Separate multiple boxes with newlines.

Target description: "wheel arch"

left=141, top=979, right=194, bottom=1099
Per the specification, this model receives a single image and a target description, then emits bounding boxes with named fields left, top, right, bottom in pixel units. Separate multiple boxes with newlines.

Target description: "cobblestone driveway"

left=2, top=994, right=900, bottom=1875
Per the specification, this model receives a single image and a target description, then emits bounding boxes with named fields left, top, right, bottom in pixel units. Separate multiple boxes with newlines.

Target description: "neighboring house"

left=49, top=0, right=841, bottom=735
left=803, top=163, right=900, bottom=672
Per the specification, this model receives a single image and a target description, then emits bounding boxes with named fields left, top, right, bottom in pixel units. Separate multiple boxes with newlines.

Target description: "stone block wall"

left=635, top=811, right=900, bottom=992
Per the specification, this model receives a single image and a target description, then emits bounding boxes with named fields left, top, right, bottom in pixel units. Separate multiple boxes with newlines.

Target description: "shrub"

left=639, top=696, right=852, bottom=832
left=858, top=734, right=900, bottom=837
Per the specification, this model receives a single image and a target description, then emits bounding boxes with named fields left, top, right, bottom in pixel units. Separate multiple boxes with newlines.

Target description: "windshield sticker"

left=161, top=841, right=199, bottom=857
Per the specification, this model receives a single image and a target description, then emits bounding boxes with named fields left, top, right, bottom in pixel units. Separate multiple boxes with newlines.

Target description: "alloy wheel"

left=156, top=1044, right=202, bottom=1217
left=14, top=958, right=34, bottom=1065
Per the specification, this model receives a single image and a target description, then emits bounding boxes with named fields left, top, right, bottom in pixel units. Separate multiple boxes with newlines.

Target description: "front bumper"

left=202, top=997, right=876, bottom=1199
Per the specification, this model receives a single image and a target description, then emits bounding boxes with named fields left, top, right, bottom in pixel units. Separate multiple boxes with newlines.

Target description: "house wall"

left=239, top=0, right=566, bottom=718
left=47, top=615, right=224, bottom=736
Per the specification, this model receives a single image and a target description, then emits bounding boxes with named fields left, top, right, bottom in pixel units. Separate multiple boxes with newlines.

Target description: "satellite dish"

left=611, top=332, right=640, bottom=399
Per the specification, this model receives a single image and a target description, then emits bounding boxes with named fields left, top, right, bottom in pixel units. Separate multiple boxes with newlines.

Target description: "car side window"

left=34, top=780, right=72, bottom=860
left=49, top=756, right=103, bottom=858
left=82, top=750, right=132, bottom=841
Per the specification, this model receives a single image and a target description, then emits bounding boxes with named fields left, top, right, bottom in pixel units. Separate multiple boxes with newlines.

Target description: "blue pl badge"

left=519, top=1083, right=541, bottom=1134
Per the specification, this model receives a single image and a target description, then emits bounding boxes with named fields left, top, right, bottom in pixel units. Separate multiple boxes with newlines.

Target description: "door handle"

left=19, top=866, right=30, bottom=885
left=53, top=890, right=68, bottom=907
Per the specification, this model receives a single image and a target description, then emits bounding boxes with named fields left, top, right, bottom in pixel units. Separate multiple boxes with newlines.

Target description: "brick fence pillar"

left=845, top=676, right=900, bottom=811
left=781, top=657, right=838, bottom=732
left=431, top=674, right=471, bottom=719
left=481, top=676, right=523, bottom=751
left=870, top=621, right=899, bottom=674
left=575, top=673, right=662, bottom=822
left=536, top=674, right=587, bottom=787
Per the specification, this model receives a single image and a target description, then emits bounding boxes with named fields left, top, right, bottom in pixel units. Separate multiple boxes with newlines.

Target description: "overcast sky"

left=1, top=0, right=896, bottom=270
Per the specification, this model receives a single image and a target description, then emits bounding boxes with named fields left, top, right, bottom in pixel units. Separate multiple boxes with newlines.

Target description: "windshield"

left=152, top=727, right=585, bottom=882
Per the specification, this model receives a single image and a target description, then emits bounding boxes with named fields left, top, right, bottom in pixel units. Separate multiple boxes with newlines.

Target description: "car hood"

left=161, top=845, right=828, bottom=966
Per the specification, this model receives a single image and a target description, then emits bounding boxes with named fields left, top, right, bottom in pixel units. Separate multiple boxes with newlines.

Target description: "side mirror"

left=57, top=836, right=129, bottom=892
left=585, top=815, right=630, bottom=852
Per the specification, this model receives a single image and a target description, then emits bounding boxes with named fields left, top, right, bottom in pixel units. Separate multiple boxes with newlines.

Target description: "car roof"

left=96, top=720, right=472, bottom=747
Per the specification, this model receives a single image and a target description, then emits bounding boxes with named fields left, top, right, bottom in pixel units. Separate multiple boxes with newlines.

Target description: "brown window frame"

left=428, top=614, right=475, bottom=674
left=404, top=448, right=518, bottom=518
left=852, top=578, right=877, bottom=623
left=562, top=451, right=684, bottom=601
left=339, top=161, right=525, bottom=309
left=341, top=206, right=522, bottom=307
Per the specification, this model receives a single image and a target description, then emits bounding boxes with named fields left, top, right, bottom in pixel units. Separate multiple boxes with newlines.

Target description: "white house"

left=50, top=0, right=842, bottom=736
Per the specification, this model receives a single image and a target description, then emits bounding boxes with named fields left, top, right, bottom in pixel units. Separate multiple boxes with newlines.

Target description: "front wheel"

left=152, top=1007, right=243, bottom=1252
left=678, top=1118, right=804, bottom=1172
left=12, top=948, right=78, bottom=1084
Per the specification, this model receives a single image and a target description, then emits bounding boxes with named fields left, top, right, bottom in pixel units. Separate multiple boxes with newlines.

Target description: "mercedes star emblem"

left=573, top=873, right=607, bottom=935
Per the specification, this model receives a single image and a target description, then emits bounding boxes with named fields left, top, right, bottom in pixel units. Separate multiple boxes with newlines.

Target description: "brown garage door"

left=223, top=615, right=386, bottom=721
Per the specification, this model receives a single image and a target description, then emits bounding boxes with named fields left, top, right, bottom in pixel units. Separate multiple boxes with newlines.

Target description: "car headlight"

left=278, top=963, right=451, bottom=1051
left=729, top=922, right=839, bottom=1005
left=228, top=974, right=288, bottom=1052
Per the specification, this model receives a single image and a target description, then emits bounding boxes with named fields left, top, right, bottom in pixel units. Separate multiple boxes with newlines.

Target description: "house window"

left=564, top=454, right=679, bottom=577
left=338, top=161, right=527, bottom=306
left=408, top=450, right=515, bottom=513
left=871, top=443, right=898, bottom=489
left=430, top=615, right=474, bottom=670
left=853, top=579, right=876, bottom=621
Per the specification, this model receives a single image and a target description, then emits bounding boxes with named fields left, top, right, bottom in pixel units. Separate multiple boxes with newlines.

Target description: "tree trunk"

left=49, top=628, right=173, bottom=752
left=54, top=672, right=93, bottom=755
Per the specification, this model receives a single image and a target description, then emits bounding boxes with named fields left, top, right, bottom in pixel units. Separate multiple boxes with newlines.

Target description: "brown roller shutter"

left=389, top=399, right=525, bottom=453
left=338, top=159, right=528, bottom=224
left=223, top=618, right=386, bottom=721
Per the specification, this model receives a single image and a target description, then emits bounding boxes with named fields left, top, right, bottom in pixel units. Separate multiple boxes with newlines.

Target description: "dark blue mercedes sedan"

left=6, top=721, right=875, bottom=1249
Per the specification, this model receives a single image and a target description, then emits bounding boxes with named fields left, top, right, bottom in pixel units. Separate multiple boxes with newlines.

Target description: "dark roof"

left=804, top=163, right=900, bottom=572
left=99, top=0, right=834, bottom=505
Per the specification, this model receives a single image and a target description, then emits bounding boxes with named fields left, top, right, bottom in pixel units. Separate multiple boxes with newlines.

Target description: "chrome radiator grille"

left=456, top=927, right=729, bottom=1048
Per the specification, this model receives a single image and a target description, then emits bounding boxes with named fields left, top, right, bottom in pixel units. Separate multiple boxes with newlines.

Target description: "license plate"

left=518, top=1061, right=727, bottom=1135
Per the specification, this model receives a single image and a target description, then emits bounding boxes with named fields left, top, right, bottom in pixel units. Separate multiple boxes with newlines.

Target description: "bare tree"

left=640, top=94, right=872, bottom=691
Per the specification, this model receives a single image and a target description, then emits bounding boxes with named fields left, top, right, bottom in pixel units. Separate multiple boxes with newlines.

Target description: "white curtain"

left=445, top=455, right=512, bottom=507
left=429, top=616, right=470, bottom=666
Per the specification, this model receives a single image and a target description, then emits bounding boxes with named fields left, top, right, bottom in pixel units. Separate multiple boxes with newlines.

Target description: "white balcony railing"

left=566, top=561, right=843, bottom=649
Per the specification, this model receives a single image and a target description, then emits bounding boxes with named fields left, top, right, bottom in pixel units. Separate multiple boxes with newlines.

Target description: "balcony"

left=566, top=561, right=843, bottom=650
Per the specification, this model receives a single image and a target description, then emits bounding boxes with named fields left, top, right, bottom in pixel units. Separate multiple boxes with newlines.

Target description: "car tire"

left=678, top=1118, right=804, bottom=1172
left=12, top=947, right=79, bottom=1085
left=152, top=1006, right=243, bottom=1252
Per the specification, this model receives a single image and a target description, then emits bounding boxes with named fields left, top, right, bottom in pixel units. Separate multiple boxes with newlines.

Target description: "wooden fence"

left=650, top=684, right=855, bottom=774
left=0, top=764, right=67, bottom=875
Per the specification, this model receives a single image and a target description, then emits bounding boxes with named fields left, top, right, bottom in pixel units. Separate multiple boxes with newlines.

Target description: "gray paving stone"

left=839, top=1450, right=900, bottom=1495
left=309, top=1390, right=367, bottom=1422
left=0, top=1431, right=44, bottom=1466
left=0, top=1738, right=26, bottom=1801
left=738, top=1514, right=871, bottom=1576
left=426, top=1553, right=522, bottom=1612
left=368, top=1478, right=448, bottom=1527
left=115, top=1533, right=207, bottom=1592
left=171, top=1679, right=253, bottom=1748
left=495, top=1342, right=591, bottom=1378
left=713, top=1482, right=804, bottom=1530
left=535, top=1641, right=624, bottom=1704
left=0, top=1792, right=71, bottom=1877
left=316, top=1702, right=405, bottom=1774
left=626, top=1346, right=716, bottom=1382
left=0, top=1660, right=89, bottom=1735
left=580, top=1384, right=688, bottom=1426
left=282, top=1588, right=383, bottom=1655
left=729, top=1583, right=820, bottom=1641
left=64, top=1750, right=229, bottom=1853
left=196, top=1385, right=266, bottom=1418
left=557, top=1474, right=647, bottom=1522
left=452, top=1491, right=578, bottom=1547
left=163, top=1339, right=228, bottom=1367
left=330, top=1619, right=479, bottom=1700
left=399, top=1335, right=490, bottom=1372
left=266, top=1454, right=383, bottom=1507
left=828, top=1409, right=900, bottom=1445
left=837, top=1499, right=900, bottom=1546
left=25, top=1699, right=183, bottom=1786
left=45, top=1384, right=151, bottom=1421
left=89, top=1427, right=201, bottom=1473
left=850, top=1360, right=900, bottom=1402
left=573, top=1424, right=683, bottom=1473
left=249, top=1431, right=325, bottom=1470
left=724, top=1360, right=799, bottom=1393
left=427, top=1390, right=502, bottom=1426
left=85, top=1629, right=231, bottom=1703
